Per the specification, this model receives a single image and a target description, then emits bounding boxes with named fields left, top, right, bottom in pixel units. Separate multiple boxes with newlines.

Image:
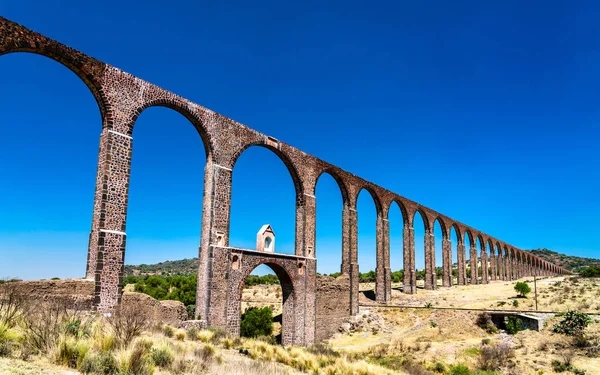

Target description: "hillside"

left=527, top=248, right=600, bottom=272
left=124, top=257, right=198, bottom=276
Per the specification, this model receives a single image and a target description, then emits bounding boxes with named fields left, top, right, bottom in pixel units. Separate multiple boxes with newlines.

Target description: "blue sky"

left=0, top=1, right=599, bottom=279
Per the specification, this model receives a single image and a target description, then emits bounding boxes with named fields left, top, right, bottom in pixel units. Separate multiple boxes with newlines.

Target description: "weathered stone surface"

left=159, top=300, right=188, bottom=326
left=316, top=274, right=350, bottom=342
left=179, top=320, right=208, bottom=330
left=0, top=279, right=94, bottom=310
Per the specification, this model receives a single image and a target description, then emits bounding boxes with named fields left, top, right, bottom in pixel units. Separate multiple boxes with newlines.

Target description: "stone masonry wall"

left=316, top=274, right=350, bottom=342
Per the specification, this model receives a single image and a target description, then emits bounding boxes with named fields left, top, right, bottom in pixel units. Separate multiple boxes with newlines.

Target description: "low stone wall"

left=0, top=279, right=95, bottom=310
left=315, top=274, right=350, bottom=342
left=0, top=280, right=188, bottom=326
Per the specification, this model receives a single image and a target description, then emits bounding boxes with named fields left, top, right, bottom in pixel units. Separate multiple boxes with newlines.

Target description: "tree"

left=240, top=307, right=273, bottom=338
left=553, top=310, right=592, bottom=336
left=514, top=282, right=531, bottom=298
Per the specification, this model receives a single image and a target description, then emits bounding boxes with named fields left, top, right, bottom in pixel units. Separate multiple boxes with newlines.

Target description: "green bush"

left=581, top=266, right=600, bottom=278
left=505, top=316, right=523, bottom=335
left=514, top=282, right=531, bottom=298
left=448, top=364, right=471, bottom=375
left=186, top=305, right=196, bottom=320
left=80, top=351, right=118, bottom=374
left=240, top=307, right=273, bottom=338
left=553, top=310, right=592, bottom=336
left=151, top=345, right=174, bottom=367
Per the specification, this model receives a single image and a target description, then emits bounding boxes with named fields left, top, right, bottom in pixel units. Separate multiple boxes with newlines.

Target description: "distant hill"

left=527, top=248, right=600, bottom=272
left=125, top=248, right=599, bottom=276
left=124, top=258, right=198, bottom=276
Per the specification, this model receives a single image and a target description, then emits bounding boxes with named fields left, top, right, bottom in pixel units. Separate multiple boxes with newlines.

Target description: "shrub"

left=80, top=351, right=118, bottom=374
left=21, top=300, right=71, bottom=353
left=512, top=300, right=519, bottom=308
left=505, top=316, right=523, bottom=335
left=240, top=307, right=273, bottom=338
left=151, top=344, right=174, bottom=367
left=478, top=341, right=514, bottom=370
left=581, top=266, right=600, bottom=278
left=185, top=304, right=196, bottom=320
left=0, top=282, right=29, bottom=328
left=431, top=361, right=446, bottom=373
left=107, top=303, right=151, bottom=347
left=448, top=364, right=471, bottom=375
left=476, top=313, right=498, bottom=334
left=514, top=282, right=531, bottom=298
left=553, top=310, right=593, bottom=336
left=56, top=336, right=88, bottom=369
left=122, top=339, right=154, bottom=375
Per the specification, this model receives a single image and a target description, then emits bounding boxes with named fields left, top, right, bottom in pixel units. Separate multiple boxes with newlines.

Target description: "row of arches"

left=0, top=17, right=569, bottom=340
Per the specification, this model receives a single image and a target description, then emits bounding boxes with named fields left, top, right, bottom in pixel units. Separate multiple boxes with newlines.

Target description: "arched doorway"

left=240, top=263, right=293, bottom=344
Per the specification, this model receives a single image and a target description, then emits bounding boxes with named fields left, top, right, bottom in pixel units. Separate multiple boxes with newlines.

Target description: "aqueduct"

left=0, top=17, right=570, bottom=346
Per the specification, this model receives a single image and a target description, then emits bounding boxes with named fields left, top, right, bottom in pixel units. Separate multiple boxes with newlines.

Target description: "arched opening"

left=264, top=237, right=273, bottom=251
left=0, top=53, right=101, bottom=280
left=314, top=172, right=344, bottom=275
left=240, top=262, right=293, bottom=345
left=389, top=201, right=406, bottom=291
left=495, top=243, right=502, bottom=280
left=464, top=231, right=473, bottom=284
left=450, top=225, right=460, bottom=285
left=126, top=106, right=206, bottom=266
left=356, top=188, right=379, bottom=299
left=230, top=147, right=297, bottom=254
left=503, top=247, right=510, bottom=280
left=413, top=211, right=427, bottom=289
left=476, top=237, right=484, bottom=283
left=433, top=219, right=445, bottom=288
left=486, top=240, right=494, bottom=281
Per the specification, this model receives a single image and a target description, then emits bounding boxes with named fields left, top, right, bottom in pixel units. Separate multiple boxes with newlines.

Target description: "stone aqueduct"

left=0, top=17, right=569, bottom=346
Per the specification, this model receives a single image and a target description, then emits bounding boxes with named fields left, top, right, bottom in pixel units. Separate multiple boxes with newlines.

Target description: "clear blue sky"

left=1, top=1, right=598, bottom=280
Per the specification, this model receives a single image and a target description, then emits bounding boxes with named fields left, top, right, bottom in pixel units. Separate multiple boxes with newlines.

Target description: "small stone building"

left=256, top=224, right=275, bottom=252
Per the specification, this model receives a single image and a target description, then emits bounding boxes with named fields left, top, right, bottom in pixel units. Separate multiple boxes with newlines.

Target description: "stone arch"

left=412, top=208, right=431, bottom=231
left=131, top=99, right=214, bottom=159
left=388, top=198, right=409, bottom=224
left=354, top=186, right=383, bottom=216
left=231, top=258, right=297, bottom=345
left=433, top=217, right=449, bottom=239
left=231, top=143, right=304, bottom=201
left=464, top=229, right=475, bottom=244
left=313, top=168, right=350, bottom=206
left=0, top=17, right=108, bottom=121
left=0, top=45, right=104, bottom=280
left=452, top=224, right=463, bottom=243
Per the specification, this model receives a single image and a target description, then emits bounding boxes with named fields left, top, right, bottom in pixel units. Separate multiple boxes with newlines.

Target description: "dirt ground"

left=342, top=276, right=600, bottom=374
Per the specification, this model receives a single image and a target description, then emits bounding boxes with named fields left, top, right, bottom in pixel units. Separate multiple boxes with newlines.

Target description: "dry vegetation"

left=2, top=276, right=600, bottom=375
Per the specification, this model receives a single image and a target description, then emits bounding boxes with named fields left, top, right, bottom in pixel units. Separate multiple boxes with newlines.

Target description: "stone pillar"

left=490, top=252, right=496, bottom=281
left=383, top=218, right=391, bottom=302
left=349, top=207, right=359, bottom=315
left=470, top=244, right=478, bottom=285
left=375, top=215, right=385, bottom=302
left=341, top=205, right=351, bottom=274
left=403, top=226, right=416, bottom=294
left=295, top=193, right=316, bottom=257
left=457, top=242, right=466, bottom=285
left=442, top=238, right=452, bottom=287
left=197, top=161, right=232, bottom=326
left=87, top=128, right=133, bottom=313
left=481, top=249, right=489, bottom=284
left=424, top=229, right=435, bottom=290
